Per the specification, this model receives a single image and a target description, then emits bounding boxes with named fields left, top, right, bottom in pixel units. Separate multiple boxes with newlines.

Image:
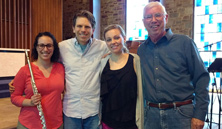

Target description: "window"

left=194, top=0, right=222, bottom=126
left=126, top=0, right=149, bottom=41
left=194, top=0, right=222, bottom=89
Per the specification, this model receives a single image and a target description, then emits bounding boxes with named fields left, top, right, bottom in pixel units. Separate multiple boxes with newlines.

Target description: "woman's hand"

left=22, top=94, right=42, bottom=106
left=30, top=94, right=42, bottom=106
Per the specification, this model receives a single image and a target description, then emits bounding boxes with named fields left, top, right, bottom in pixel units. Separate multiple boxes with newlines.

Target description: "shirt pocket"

left=161, top=53, right=185, bottom=73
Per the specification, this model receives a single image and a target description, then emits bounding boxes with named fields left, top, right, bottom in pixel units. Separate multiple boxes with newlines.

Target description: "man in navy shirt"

left=137, top=2, right=210, bottom=129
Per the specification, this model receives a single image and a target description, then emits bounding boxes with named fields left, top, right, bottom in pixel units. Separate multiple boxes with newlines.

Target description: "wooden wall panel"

left=0, top=0, right=31, bottom=49
left=31, top=0, right=63, bottom=46
left=0, top=0, right=62, bottom=51
left=0, top=0, right=2, bottom=47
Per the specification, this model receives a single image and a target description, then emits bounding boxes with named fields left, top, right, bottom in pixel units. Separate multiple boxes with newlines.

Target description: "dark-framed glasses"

left=37, top=44, right=54, bottom=49
left=144, top=13, right=164, bottom=21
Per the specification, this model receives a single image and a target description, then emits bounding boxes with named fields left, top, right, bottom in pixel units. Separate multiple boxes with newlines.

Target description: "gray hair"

left=143, top=2, right=167, bottom=18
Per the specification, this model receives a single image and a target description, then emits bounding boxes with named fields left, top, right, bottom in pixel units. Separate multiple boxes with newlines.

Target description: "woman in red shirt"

left=11, top=32, right=64, bottom=129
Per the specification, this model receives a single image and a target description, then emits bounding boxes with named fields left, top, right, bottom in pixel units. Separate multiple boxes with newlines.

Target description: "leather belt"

left=147, top=99, right=193, bottom=109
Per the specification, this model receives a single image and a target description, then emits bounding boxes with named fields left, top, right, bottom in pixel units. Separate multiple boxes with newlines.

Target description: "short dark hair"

left=73, top=10, right=96, bottom=29
left=32, top=32, right=60, bottom=62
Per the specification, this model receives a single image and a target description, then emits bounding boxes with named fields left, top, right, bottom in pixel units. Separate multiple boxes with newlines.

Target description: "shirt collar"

left=74, top=38, right=92, bottom=46
left=165, top=28, right=173, bottom=41
left=74, top=38, right=92, bottom=53
left=145, top=28, right=174, bottom=45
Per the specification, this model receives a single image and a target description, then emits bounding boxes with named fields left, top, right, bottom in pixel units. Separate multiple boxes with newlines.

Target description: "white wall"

left=0, top=48, right=26, bottom=77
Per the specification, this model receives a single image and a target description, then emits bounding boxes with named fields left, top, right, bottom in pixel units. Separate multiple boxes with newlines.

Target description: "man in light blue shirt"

left=59, top=10, right=109, bottom=129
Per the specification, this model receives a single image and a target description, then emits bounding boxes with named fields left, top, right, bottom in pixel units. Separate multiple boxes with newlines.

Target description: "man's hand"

left=191, top=118, right=205, bottom=129
left=9, top=79, right=15, bottom=94
left=102, top=52, right=111, bottom=58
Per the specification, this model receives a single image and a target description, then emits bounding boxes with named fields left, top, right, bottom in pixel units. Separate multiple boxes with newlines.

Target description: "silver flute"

left=25, top=50, right=47, bottom=129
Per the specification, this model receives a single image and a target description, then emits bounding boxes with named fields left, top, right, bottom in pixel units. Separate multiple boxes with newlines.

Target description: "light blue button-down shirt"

left=74, top=39, right=92, bottom=53
left=59, top=38, right=109, bottom=119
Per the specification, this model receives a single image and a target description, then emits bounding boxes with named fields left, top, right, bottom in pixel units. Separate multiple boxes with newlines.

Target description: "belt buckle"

left=158, top=103, right=164, bottom=109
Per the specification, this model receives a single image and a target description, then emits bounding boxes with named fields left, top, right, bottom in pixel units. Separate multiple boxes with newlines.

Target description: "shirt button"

left=157, top=79, right=159, bottom=81
left=155, top=56, right=158, bottom=59
left=155, top=67, right=158, bottom=70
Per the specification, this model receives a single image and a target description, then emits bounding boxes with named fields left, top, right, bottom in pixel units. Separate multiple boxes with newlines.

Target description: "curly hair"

left=31, top=32, right=60, bottom=62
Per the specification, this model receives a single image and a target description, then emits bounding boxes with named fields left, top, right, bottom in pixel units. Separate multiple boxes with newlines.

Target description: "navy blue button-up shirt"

left=137, top=29, right=210, bottom=121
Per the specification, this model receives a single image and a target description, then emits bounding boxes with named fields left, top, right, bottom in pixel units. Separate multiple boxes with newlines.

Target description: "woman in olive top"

left=100, top=24, right=144, bottom=129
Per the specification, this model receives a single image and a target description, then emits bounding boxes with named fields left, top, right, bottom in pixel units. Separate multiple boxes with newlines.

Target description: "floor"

left=0, top=97, right=19, bottom=129
left=204, top=93, right=222, bottom=129
left=0, top=96, right=221, bottom=129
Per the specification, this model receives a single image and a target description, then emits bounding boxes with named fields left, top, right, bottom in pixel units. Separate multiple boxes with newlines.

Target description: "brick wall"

left=165, top=0, right=194, bottom=38
left=100, top=0, right=126, bottom=40
left=100, top=0, right=194, bottom=39
left=62, top=0, right=194, bottom=40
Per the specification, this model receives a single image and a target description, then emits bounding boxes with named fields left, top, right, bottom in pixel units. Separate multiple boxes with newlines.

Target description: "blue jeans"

left=144, top=104, right=193, bottom=129
left=63, top=114, right=99, bottom=129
